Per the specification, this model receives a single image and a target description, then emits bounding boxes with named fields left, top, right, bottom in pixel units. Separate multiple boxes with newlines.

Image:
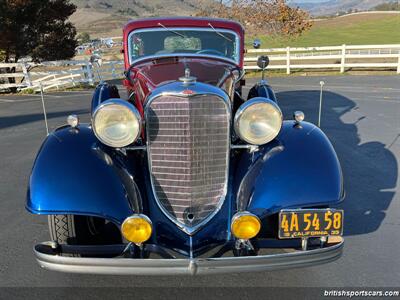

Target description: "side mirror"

left=253, top=39, right=261, bottom=49
left=257, top=55, right=269, bottom=69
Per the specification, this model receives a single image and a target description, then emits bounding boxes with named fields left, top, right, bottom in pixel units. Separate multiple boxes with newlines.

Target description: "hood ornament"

left=179, top=68, right=196, bottom=85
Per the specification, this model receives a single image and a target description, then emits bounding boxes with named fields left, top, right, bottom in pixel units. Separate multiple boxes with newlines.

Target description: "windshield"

left=128, top=27, right=240, bottom=64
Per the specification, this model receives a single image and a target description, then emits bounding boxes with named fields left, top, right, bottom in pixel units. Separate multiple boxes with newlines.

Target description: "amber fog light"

left=121, top=214, right=152, bottom=244
left=231, top=212, right=261, bottom=240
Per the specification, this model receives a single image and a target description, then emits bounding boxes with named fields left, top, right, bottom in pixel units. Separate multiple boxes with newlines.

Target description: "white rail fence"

left=0, top=60, right=124, bottom=92
left=246, top=44, right=400, bottom=74
left=0, top=44, right=399, bottom=92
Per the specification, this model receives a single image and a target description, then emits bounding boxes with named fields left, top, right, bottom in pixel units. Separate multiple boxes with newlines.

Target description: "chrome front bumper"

left=34, top=238, right=344, bottom=275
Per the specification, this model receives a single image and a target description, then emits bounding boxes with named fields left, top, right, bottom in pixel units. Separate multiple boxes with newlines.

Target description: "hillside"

left=70, top=9, right=128, bottom=37
left=249, top=12, right=400, bottom=47
left=69, top=1, right=400, bottom=45
left=289, top=0, right=396, bottom=16
left=69, top=0, right=213, bottom=37
left=71, top=0, right=210, bottom=16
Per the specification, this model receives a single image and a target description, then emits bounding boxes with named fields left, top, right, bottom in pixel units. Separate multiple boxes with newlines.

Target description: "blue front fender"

left=26, top=120, right=344, bottom=251
left=26, top=125, right=138, bottom=225
left=235, top=121, right=344, bottom=218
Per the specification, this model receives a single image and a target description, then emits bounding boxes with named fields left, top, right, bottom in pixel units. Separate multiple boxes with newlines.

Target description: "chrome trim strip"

left=230, top=144, right=259, bottom=152
left=150, top=177, right=226, bottom=183
left=127, top=27, right=240, bottom=65
left=153, top=164, right=226, bottom=170
left=125, top=145, right=147, bottom=151
left=145, top=82, right=231, bottom=235
left=34, top=238, right=344, bottom=275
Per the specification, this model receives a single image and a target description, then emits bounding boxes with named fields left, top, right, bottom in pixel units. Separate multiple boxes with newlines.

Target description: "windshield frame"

left=127, top=27, right=241, bottom=65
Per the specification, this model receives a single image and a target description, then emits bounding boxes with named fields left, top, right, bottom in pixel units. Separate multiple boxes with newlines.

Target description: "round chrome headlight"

left=234, top=98, right=282, bottom=145
left=92, top=99, right=141, bottom=148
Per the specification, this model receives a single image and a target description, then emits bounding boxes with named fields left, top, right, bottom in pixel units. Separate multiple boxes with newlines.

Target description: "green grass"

left=247, top=14, right=400, bottom=48
left=19, top=88, right=35, bottom=94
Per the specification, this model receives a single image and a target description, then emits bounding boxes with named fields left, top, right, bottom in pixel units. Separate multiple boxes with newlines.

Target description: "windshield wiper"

left=208, top=23, right=233, bottom=42
left=158, top=22, right=186, bottom=38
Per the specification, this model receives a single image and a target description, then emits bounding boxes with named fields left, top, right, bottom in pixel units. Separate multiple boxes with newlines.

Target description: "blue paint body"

left=91, top=82, right=113, bottom=114
left=26, top=120, right=343, bottom=256
left=247, top=82, right=277, bottom=103
left=26, top=126, right=134, bottom=224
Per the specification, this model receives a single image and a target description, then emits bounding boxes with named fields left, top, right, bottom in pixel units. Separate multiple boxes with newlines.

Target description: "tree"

left=196, top=0, right=312, bottom=38
left=0, top=0, right=78, bottom=63
left=77, top=32, right=91, bottom=44
left=373, top=2, right=400, bottom=11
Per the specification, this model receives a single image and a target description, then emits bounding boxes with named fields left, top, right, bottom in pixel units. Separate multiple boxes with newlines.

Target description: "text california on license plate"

left=279, top=209, right=344, bottom=239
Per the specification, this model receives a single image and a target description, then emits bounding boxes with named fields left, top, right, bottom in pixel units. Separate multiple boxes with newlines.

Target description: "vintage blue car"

left=26, top=17, right=344, bottom=275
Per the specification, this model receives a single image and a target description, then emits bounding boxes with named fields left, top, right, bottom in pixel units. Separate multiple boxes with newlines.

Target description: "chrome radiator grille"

left=146, top=94, right=229, bottom=232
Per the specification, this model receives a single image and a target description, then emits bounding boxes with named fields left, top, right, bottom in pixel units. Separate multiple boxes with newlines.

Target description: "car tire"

left=48, top=215, right=122, bottom=256
left=48, top=214, right=77, bottom=245
left=48, top=215, right=80, bottom=257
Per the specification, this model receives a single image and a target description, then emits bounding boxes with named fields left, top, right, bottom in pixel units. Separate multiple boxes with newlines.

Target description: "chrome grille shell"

left=145, top=82, right=231, bottom=235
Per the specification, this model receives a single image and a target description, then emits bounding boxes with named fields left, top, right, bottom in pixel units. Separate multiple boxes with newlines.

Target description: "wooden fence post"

left=340, top=44, right=346, bottom=73
left=111, top=62, right=116, bottom=79
left=54, top=74, right=59, bottom=90
left=397, top=53, right=400, bottom=74
left=286, top=46, right=291, bottom=74
left=71, top=73, right=76, bottom=87
left=85, top=61, right=94, bottom=86
left=21, top=63, right=32, bottom=87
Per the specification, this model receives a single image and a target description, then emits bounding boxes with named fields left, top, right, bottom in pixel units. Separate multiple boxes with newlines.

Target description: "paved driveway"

left=0, top=75, right=399, bottom=288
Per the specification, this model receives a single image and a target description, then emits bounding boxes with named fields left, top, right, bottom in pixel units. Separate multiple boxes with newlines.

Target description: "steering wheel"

left=196, top=49, right=224, bottom=57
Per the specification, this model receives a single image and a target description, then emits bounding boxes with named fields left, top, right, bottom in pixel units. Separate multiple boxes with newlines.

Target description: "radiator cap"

left=179, top=68, right=196, bottom=84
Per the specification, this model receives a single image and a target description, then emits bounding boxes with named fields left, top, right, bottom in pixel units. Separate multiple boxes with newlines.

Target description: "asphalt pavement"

left=0, top=75, right=399, bottom=289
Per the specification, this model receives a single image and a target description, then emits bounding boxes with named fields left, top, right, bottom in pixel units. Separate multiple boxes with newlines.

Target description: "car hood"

left=132, top=56, right=241, bottom=89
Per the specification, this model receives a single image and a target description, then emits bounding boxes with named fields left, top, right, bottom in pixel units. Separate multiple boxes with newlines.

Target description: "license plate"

left=279, top=209, right=343, bottom=239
